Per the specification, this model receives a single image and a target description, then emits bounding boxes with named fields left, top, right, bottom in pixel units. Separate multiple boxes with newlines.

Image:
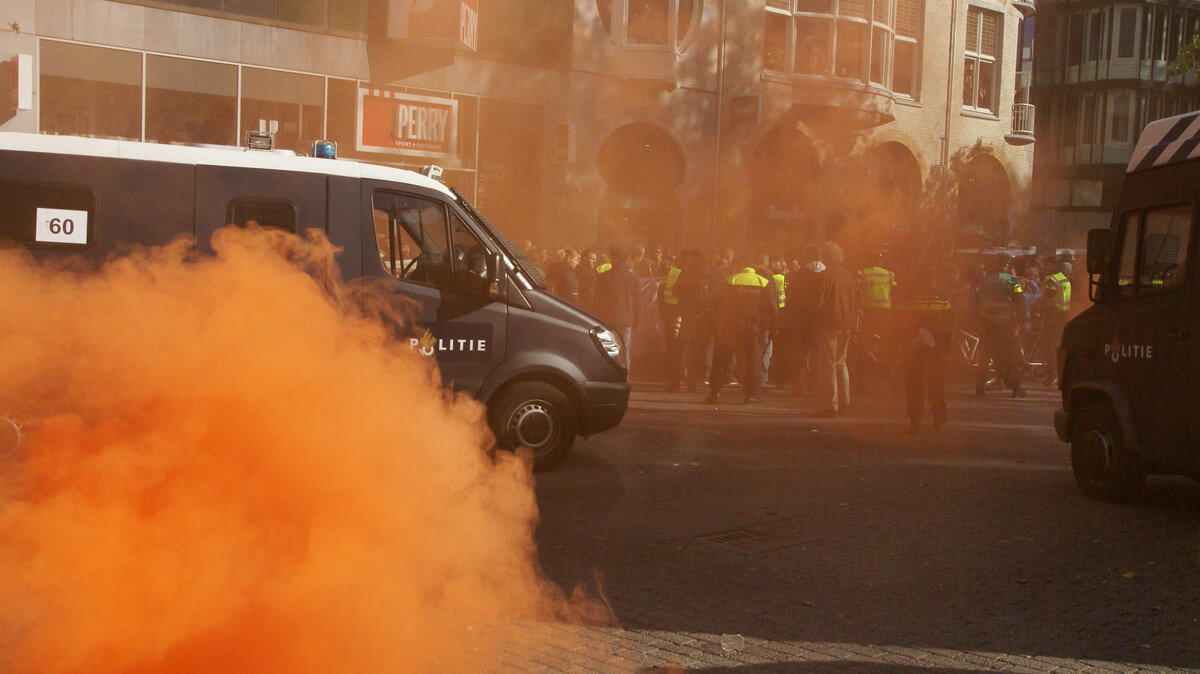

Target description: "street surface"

left=495, top=381, right=1200, bottom=673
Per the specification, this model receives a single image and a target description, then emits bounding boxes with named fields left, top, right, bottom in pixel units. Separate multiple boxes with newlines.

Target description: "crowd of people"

left=532, top=239, right=1078, bottom=437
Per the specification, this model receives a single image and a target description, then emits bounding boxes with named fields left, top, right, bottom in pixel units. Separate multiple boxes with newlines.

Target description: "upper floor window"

left=596, top=0, right=699, bottom=51
left=963, top=6, right=1002, bottom=114
left=1086, top=10, right=1106, bottom=62
left=892, top=0, right=923, bottom=97
left=1114, top=6, right=1138, bottom=60
left=764, top=0, right=908, bottom=90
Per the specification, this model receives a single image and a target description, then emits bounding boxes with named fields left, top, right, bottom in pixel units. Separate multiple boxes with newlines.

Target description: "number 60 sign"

left=36, top=207, right=88, bottom=245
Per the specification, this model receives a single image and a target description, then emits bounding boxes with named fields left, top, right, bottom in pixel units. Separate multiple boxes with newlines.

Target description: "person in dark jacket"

left=783, top=244, right=825, bottom=396
left=812, top=241, right=858, bottom=417
left=595, top=245, right=642, bottom=357
left=706, top=260, right=779, bottom=405
left=672, top=249, right=713, bottom=392
left=896, top=262, right=955, bottom=435
left=547, top=248, right=581, bottom=304
left=577, top=249, right=600, bottom=309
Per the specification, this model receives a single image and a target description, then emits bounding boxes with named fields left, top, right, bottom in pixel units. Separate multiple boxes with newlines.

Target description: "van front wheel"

left=491, top=382, right=577, bottom=472
left=1071, top=403, right=1144, bottom=503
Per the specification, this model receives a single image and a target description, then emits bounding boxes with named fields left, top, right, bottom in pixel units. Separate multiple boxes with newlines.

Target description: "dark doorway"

left=749, top=125, right=819, bottom=253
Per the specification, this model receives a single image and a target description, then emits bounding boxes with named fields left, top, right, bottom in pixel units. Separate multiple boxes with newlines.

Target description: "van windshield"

left=451, top=188, right=548, bottom=289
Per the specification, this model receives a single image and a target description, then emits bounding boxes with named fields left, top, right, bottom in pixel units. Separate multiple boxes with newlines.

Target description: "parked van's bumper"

left=580, top=381, right=630, bottom=435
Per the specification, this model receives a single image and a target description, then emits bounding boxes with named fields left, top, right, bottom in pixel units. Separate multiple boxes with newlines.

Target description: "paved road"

left=498, top=381, right=1200, bottom=673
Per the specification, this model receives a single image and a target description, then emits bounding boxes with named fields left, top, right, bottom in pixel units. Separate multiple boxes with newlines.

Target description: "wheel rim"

left=507, top=400, right=558, bottom=456
left=1079, top=428, right=1115, bottom=483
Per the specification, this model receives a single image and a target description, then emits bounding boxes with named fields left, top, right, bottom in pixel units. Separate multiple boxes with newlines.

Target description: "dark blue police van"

left=0, top=132, right=629, bottom=470
left=1056, top=111, right=1200, bottom=501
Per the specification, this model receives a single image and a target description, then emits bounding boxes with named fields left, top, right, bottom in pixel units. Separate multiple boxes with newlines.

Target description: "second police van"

left=0, top=131, right=629, bottom=470
left=1056, top=110, right=1200, bottom=501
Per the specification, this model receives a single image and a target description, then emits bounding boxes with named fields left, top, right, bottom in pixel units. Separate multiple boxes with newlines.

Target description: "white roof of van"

left=0, top=131, right=454, bottom=198
left=1127, top=110, right=1200, bottom=174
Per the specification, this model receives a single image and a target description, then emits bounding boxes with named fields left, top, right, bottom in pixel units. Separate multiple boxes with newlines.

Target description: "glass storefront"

left=240, top=67, right=325, bottom=154
left=39, top=42, right=141, bottom=141
left=146, top=55, right=238, bottom=146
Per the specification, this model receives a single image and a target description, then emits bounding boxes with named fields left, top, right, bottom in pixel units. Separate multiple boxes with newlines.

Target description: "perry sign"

left=357, top=88, right=458, bottom=159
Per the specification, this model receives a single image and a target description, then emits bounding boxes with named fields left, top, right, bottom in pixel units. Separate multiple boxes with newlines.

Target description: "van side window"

left=228, top=198, right=296, bottom=232
left=1139, top=205, right=1192, bottom=291
left=1115, top=211, right=1139, bottom=296
left=372, top=192, right=450, bottom=287
left=0, top=180, right=94, bottom=247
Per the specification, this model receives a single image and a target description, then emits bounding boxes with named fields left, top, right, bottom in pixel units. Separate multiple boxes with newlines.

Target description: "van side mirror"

left=1086, top=228, right=1111, bottom=276
left=453, top=249, right=504, bottom=296
left=486, top=252, right=502, bottom=285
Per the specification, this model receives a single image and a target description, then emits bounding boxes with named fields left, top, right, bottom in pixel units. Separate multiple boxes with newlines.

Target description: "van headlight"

left=590, top=326, right=626, bottom=371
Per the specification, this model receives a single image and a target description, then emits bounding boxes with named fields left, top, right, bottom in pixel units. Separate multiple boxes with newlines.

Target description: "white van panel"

left=0, top=132, right=454, bottom=198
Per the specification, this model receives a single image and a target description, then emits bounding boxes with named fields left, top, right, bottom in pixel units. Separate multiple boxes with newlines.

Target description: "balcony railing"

left=1006, top=103, right=1036, bottom=146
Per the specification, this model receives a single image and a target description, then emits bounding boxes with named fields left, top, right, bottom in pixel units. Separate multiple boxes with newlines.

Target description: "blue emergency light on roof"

left=312, top=140, right=337, bottom=159
left=421, top=165, right=444, bottom=181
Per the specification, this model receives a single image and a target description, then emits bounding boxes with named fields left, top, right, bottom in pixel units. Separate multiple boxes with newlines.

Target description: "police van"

left=0, top=131, right=629, bottom=470
left=1055, top=110, right=1200, bottom=501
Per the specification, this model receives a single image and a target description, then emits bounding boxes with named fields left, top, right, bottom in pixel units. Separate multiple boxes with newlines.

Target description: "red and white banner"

left=357, top=88, right=458, bottom=159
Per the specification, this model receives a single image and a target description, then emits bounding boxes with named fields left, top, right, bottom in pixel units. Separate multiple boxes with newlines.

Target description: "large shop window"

left=240, top=67, right=325, bottom=154
left=963, top=6, right=1001, bottom=114
left=39, top=41, right=141, bottom=141
left=105, top=0, right=367, bottom=33
left=146, top=56, right=237, bottom=146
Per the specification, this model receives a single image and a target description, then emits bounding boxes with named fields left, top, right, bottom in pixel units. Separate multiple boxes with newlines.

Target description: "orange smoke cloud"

left=0, top=228, right=570, bottom=673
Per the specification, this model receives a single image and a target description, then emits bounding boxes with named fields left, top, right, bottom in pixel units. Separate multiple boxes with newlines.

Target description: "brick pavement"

left=494, top=381, right=1200, bottom=673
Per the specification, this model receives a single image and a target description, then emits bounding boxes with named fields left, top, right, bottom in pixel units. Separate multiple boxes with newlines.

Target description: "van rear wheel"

left=491, top=382, right=577, bottom=472
left=1071, top=403, right=1144, bottom=503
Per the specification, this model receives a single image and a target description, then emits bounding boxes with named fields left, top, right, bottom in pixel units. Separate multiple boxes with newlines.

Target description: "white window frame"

left=763, top=0, right=898, bottom=90
left=1109, top=89, right=1133, bottom=144
left=963, top=5, right=1003, bottom=115
left=606, top=0, right=700, bottom=53
left=1110, top=4, right=1141, bottom=61
left=1083, top=8, right=1108, bottom=65
left=891, top=0, right=923, bottom=99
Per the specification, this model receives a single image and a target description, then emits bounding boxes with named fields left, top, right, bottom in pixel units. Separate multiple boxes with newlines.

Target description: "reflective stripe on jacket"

left=661, top=266, right=682, bottom=305
left=1042, top=272, right=1072, bottom=312
left=857, top=266, right=896, bottom=309
left=772, top=273, right=787, bottom=308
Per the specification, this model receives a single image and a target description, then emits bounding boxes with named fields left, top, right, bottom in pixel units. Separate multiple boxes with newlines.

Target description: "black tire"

left=490, top=381, right=577, bottom=472
left=1070, top=403, right=1145, bottom=503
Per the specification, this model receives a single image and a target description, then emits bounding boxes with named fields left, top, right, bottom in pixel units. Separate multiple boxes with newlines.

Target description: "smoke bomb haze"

left=0, top=227, right=582, bottom=673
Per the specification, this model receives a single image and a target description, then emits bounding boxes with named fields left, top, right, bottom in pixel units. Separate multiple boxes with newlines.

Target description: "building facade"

left=0, top=0, right=1034, bottom=254
left=1032, top=0, right=1200, bottom=246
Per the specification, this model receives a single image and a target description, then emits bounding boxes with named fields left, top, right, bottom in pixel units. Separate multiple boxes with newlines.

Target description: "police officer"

left=972, top=257, right=1028, bottom=398
left=897, top=265, right=954, bottom=436
left=1038, top=260, right=1073, bottom=383
left=706, top=261, right=779, bottom=405
left=856, top=251, right=898, bottom=384
left=659, top=258, right=685, bottom=391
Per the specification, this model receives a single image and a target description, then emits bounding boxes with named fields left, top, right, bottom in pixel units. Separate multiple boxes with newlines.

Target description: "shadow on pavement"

left=641, top=664, right=988, bottom=673
left=532, top=392, right=1200, bottom=671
